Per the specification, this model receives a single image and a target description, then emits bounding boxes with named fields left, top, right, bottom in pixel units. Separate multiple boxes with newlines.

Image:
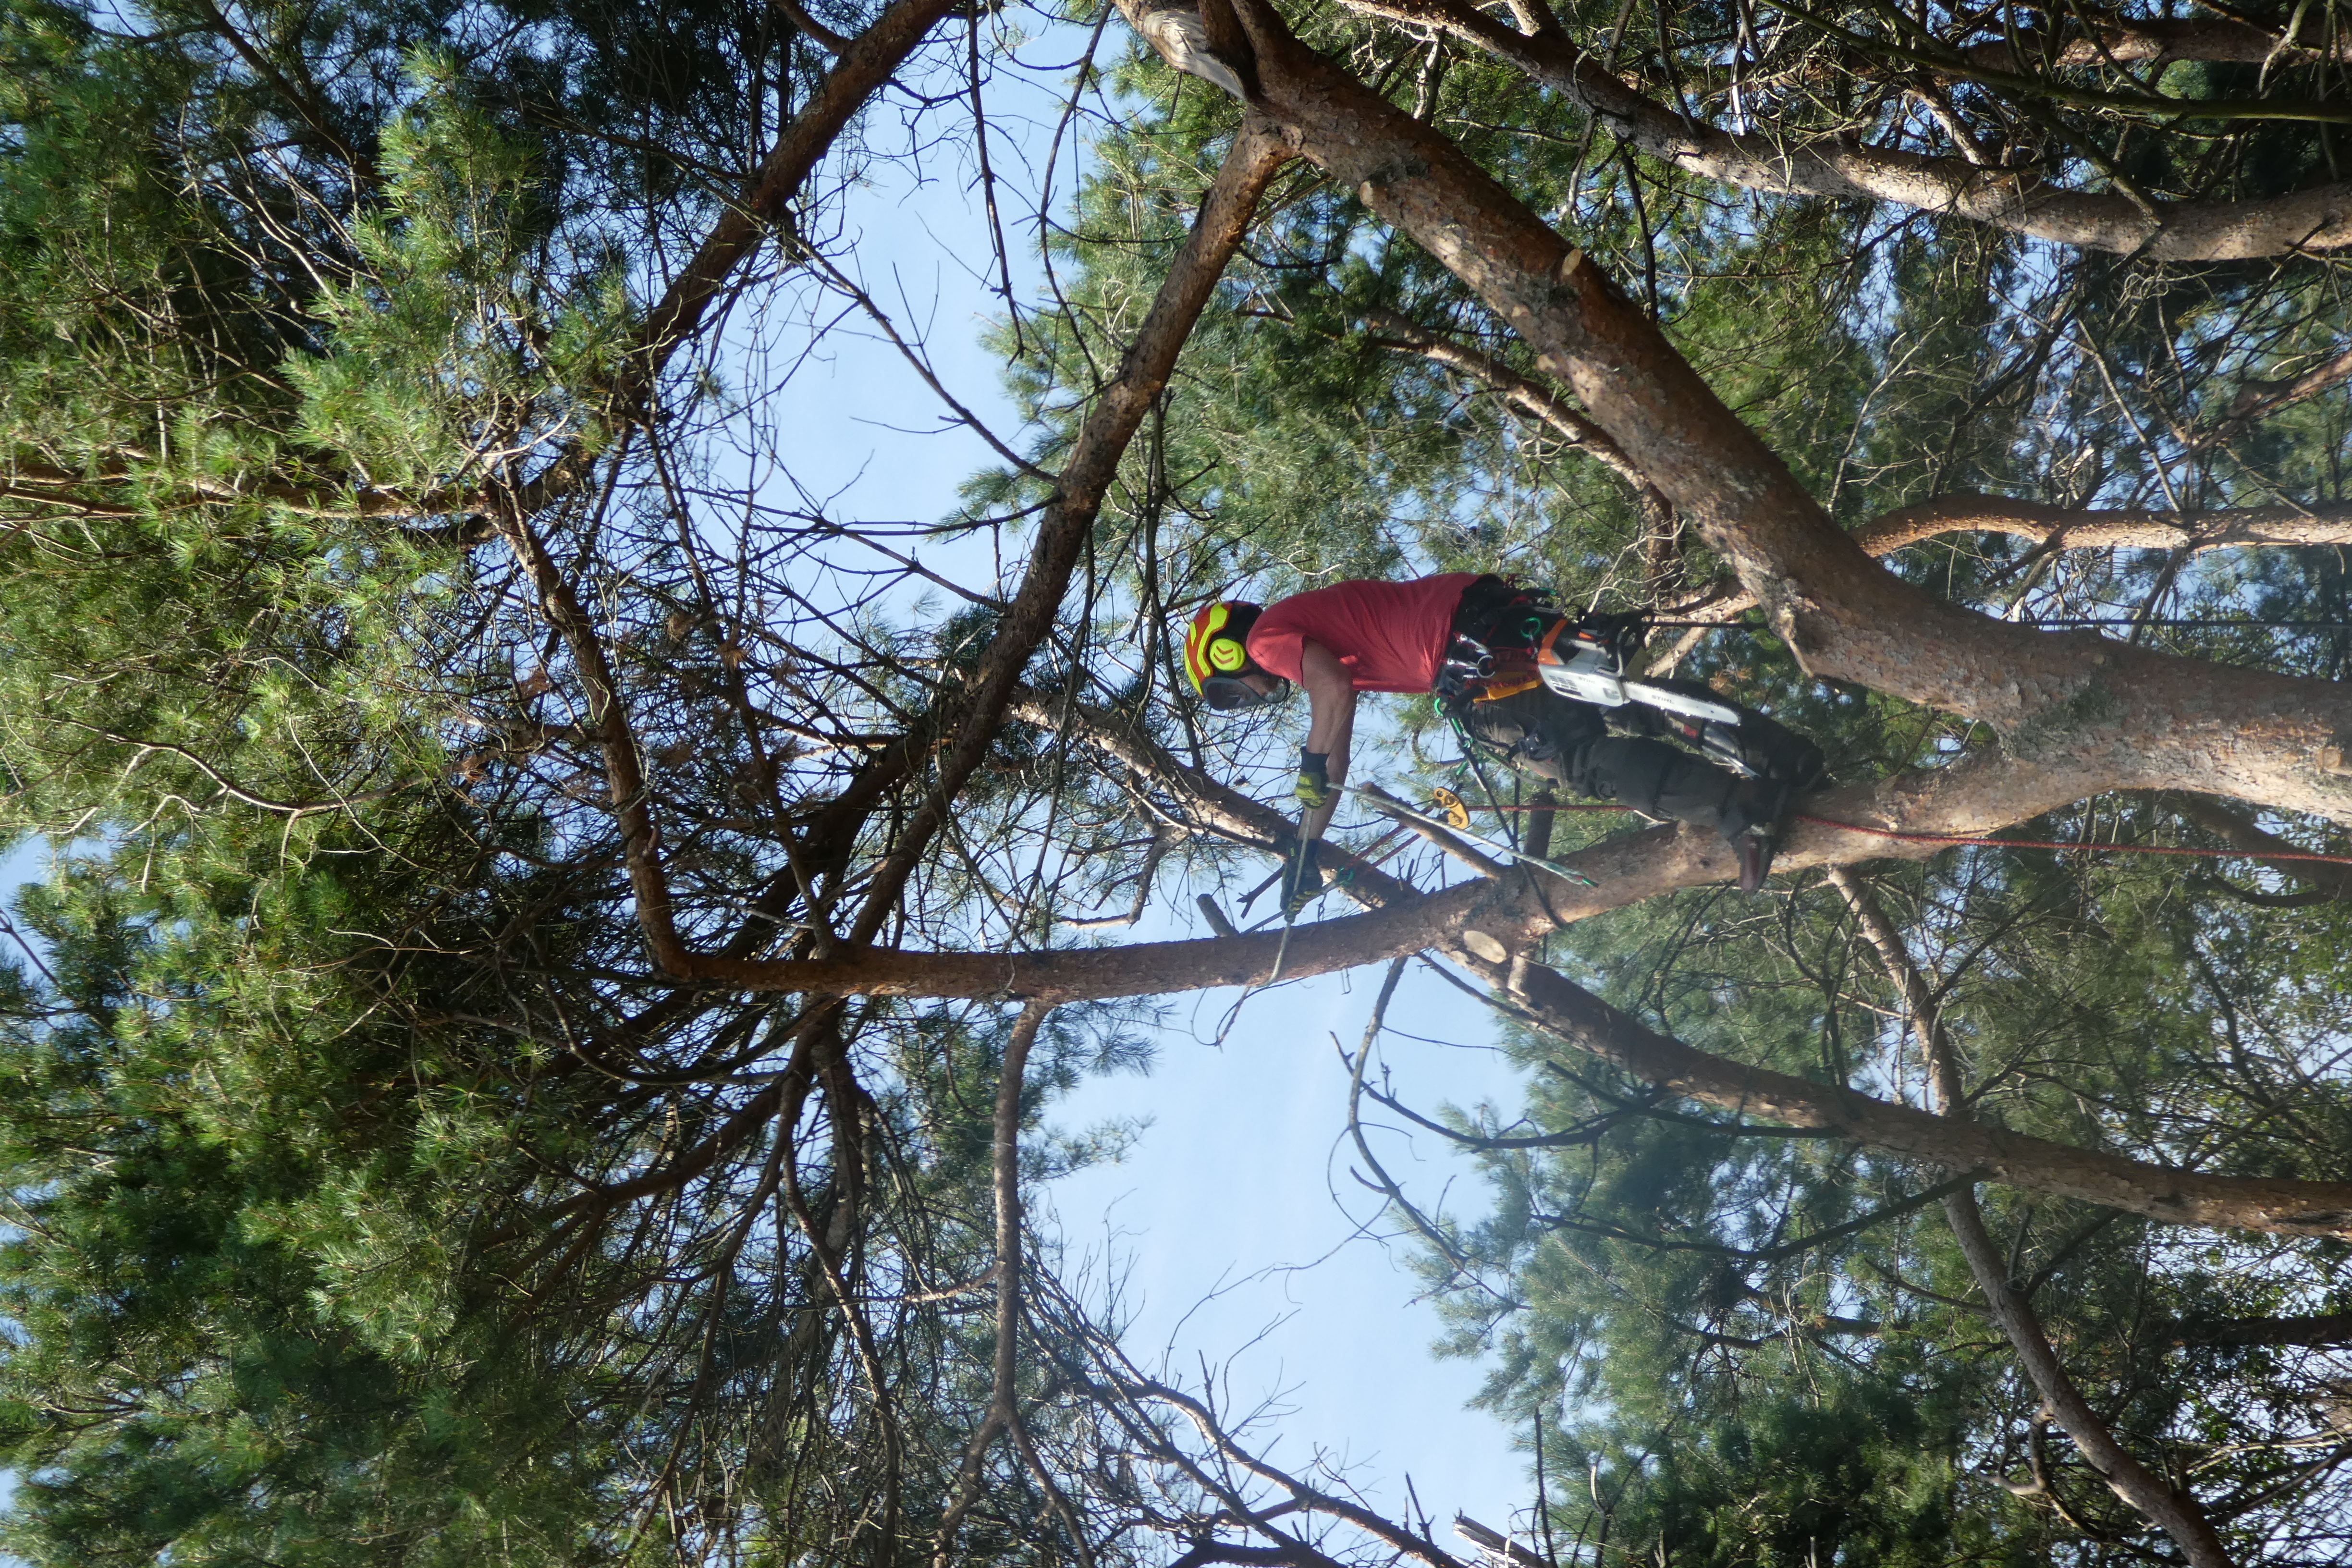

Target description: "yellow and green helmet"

left=1182, top=600, right=1274, bottom=711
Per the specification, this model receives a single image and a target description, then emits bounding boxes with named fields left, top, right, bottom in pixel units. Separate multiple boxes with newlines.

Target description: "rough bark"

left=1335, top=0, right=2352, bottom=260
left=1220, top=0, right=2352, bottom=830
left=1960, top=12, right=2352, bottom=69
left=756, top=714, right=2263, bottom=1012
left=1855, top=495, right=2352, bottom=557
left=1660, top=495, right=2352, bottom=624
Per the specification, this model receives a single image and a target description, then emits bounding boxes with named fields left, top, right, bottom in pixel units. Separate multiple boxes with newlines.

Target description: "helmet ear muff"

left=1183, top=600, right=1263, bottom=695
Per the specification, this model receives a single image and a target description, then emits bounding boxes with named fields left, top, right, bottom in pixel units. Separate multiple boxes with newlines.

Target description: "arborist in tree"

left=1182, top=573, right=1826, bottom=902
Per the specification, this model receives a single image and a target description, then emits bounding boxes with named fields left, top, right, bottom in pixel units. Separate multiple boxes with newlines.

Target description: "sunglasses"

left=1200, top=674, right=1281, bottom=712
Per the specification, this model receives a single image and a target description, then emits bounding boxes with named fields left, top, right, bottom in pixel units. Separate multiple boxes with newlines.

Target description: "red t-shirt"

left=1246, top=574, right=1478, bottom=693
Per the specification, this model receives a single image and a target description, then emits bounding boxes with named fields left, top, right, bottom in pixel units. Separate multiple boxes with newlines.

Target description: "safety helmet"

left=1182, top=600, right=1277, bottom=712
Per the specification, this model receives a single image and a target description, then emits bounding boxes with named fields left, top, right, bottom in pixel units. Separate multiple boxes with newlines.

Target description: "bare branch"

left=1451, top=934, right=2352, bottom=1238
left=511, top=0, right=962, bottom=512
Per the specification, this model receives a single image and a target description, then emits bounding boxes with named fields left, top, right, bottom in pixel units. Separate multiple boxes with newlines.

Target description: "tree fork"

left=1216, top=0, right=2352, bottom=829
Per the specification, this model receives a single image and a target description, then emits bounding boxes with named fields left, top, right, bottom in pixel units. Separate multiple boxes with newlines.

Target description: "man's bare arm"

left=1298, top=639, right=1357, bottom=842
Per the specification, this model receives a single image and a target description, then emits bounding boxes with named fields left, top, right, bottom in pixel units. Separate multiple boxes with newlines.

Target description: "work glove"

left=1279, top=839, right=1325, bottom=918
left=1294, top=748, right=1334, bottom=810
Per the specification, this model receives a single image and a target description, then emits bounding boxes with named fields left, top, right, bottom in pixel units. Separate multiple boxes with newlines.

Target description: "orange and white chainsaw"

left=1531, top=615, right=1743, bottom=727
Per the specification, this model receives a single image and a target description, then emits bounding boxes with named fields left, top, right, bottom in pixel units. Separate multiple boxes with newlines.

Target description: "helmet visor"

left=1200, top=674, right=1276, bottom=712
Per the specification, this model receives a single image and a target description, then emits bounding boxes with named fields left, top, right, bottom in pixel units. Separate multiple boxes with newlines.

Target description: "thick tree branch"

left=1940, top=1193, right=2230, bottom=1564
left=665, top=740, right=2277, bottom=1004
left=1443, top=926, right=2352, bottom=1237
left=511, top=0, right=961, bottom=513
left=1652, top=494, right=2352, bottom=625
left=1854, top=494, right=2352, bottom=557
left=1334, top=0, right=2352, bottom=259
left=665, top=741, right=2352, bottom=1235
left=1959, top=10, right=2352, bottom=70
left=488, top=128, right=1289, bottom=987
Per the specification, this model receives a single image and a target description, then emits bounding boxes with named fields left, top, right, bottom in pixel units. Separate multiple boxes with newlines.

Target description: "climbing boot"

left=1722, top=777, right=1794, bottom=895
